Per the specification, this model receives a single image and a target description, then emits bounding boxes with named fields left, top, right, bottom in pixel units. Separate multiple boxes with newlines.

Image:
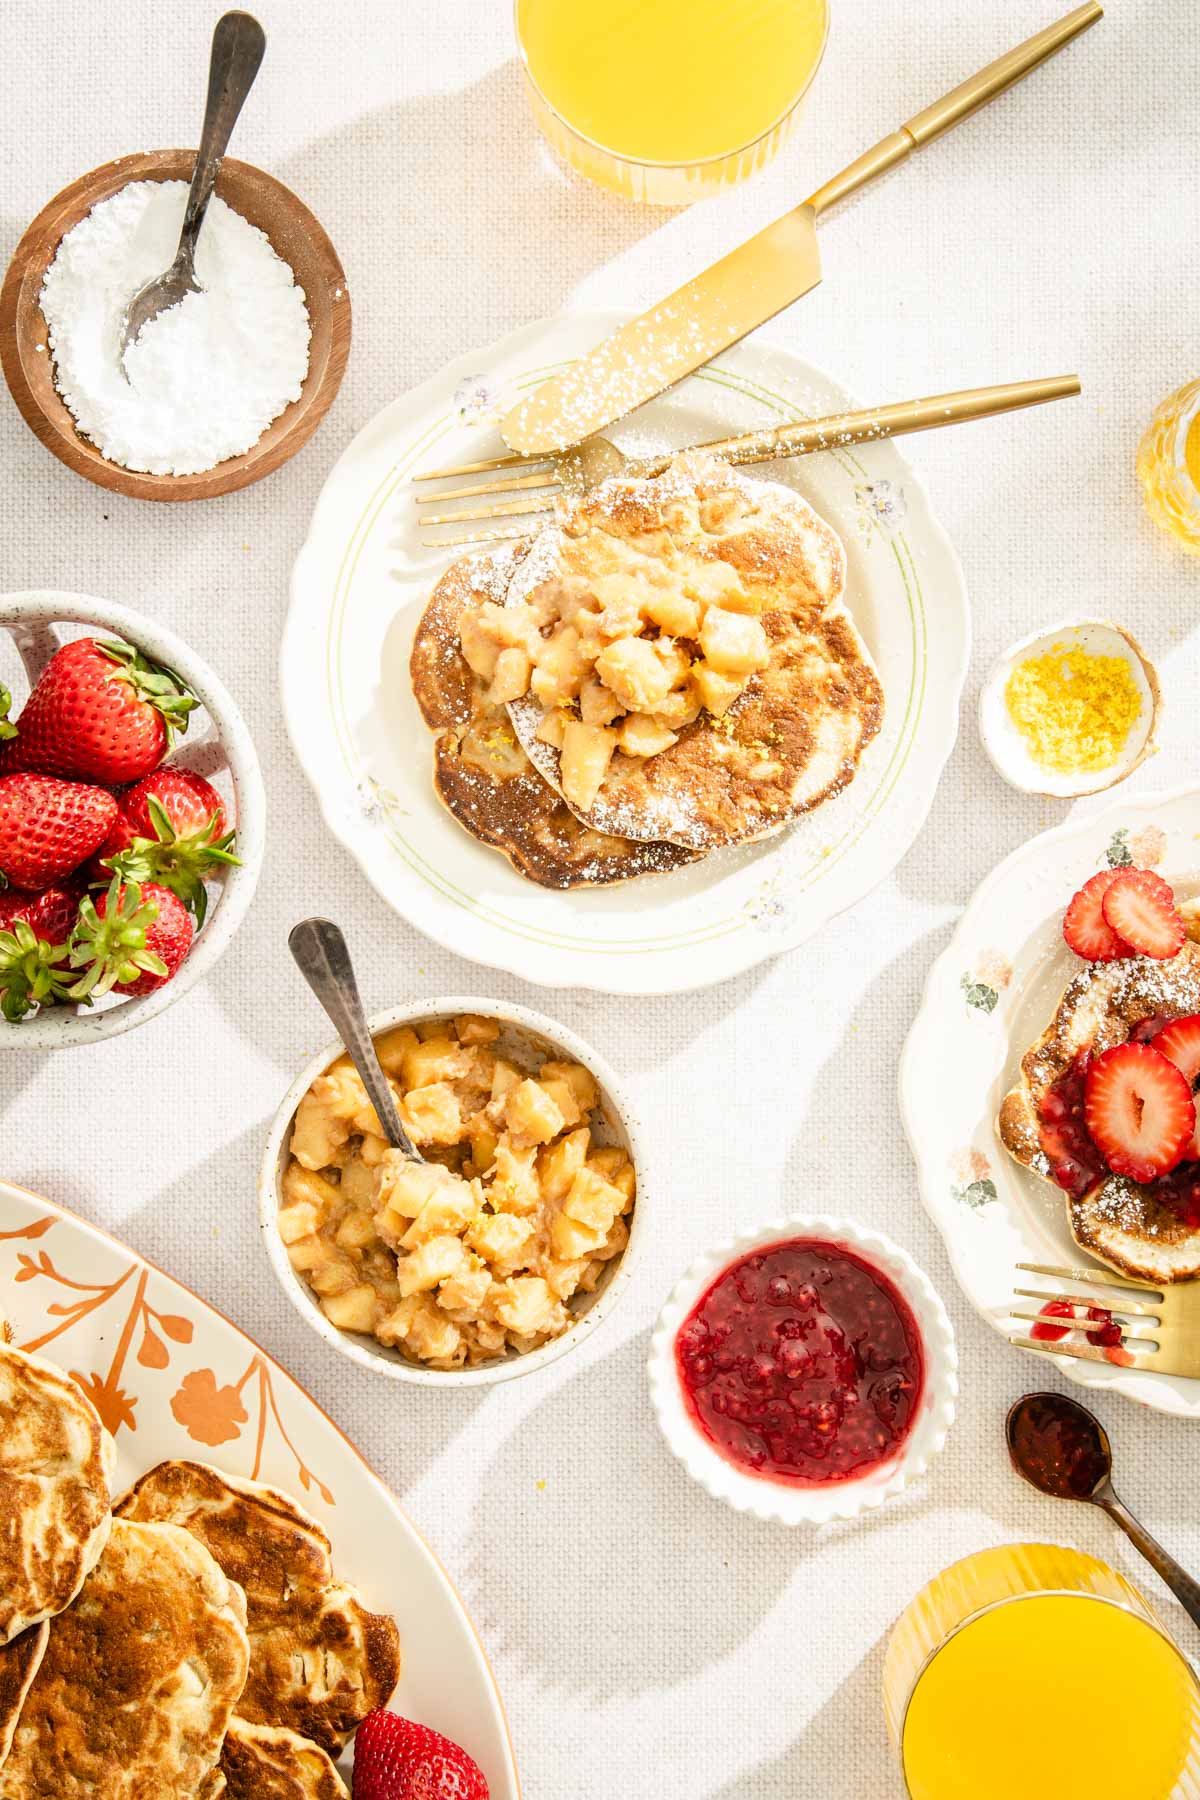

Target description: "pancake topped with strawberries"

left=998, top=864, right=1200, bottom=1283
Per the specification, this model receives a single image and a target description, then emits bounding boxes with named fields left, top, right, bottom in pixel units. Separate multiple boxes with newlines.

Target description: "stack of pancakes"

left=0, top=1337, right=400, bottom=1797
left=410, top=456, right=884, bottom=889
left=999, top=925, right=1200, bottom=1283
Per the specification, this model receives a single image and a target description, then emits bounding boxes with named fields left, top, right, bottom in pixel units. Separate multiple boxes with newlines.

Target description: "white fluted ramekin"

left=648, top=1215, right=958, bottom=1525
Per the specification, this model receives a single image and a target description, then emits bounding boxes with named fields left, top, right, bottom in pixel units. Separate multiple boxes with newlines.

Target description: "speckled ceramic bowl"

left=259, top=995, right=646, bottom=1387
left=648, top=1214, right=958, bottom=1525
left=0, top=591, right=265, bottom=1048
left=979, top=618, right=1161, bottom=798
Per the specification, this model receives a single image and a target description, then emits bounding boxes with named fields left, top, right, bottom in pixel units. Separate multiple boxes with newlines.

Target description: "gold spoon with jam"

left=1007, top=1391, right=1200, bottom=1631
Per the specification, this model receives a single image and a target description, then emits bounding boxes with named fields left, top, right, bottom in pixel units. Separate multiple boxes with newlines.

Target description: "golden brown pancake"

left=411, top=545, right=696, bottom=888
left=0, top=1343, right=116, bottom=1645
left=998, top=940, right=1200, bottom=1282
left=507, top=455, right=884, bottom=851
left=221, top=1718, right=349, bottom=1799
left=117, top=1460, right=399, bottom=1755
left=0, top=1517, right=249, bottom=1798
left=0, top=1623, right=47, bottom=1771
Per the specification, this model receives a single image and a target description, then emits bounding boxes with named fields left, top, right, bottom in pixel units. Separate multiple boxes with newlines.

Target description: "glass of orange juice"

left=514, top=0, right=830, bottom=204
left=884, top=1545, right=1200, bottom=1799
left=1138, top=377, right=1200, bottom=555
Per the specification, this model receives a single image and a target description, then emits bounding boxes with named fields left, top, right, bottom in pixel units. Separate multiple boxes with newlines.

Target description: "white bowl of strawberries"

left=0, top=592, right=265, bottom=1047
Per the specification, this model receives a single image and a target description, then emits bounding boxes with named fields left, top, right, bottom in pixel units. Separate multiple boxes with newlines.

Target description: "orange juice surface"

left=1138, top=376, right=1200, bottom=555
left=903, top=1594, right=1195, bottom=1800
left=517, top=0, right=828, bottom=165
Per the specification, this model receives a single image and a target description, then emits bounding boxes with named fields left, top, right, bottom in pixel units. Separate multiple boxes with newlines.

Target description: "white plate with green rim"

left=283, top=312, right=969, bottom=994
left=900, top=786, right=1200, bottom=1419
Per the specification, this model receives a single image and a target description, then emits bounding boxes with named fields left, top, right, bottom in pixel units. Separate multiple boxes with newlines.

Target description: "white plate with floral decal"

left=0, top=1181, right=520, bottom=1796
left=282, top=312, right=968, bottom=995
left=900, top=786, right=1200, bottom=1419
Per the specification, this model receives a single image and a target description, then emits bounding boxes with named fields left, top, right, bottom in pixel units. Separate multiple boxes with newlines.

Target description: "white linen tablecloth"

left=1, top=1, right=1195, bottom=1793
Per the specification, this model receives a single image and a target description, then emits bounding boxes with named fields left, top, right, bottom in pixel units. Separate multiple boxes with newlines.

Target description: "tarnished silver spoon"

left=287, top=917, right=423, bottom=1165
left=1007, top=1391, right=1200, bottom=1632
left=119, top=11, right=266, bottom=363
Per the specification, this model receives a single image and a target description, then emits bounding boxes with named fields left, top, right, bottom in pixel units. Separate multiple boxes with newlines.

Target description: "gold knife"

left=502, top=2, right=1103, bottom=455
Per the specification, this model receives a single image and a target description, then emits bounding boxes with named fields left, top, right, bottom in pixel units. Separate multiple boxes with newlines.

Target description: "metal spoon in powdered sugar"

left=119, top=11, right=266, bottom=366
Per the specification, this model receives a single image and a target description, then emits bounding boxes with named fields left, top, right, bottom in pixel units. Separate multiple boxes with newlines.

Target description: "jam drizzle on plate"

left=674, top=1239, right=925, bottom=1488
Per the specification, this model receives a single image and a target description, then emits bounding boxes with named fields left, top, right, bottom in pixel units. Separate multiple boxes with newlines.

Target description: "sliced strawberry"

left=1084, top=1042, right=1196, bottom=1181
left=1150, top=1014, right=1200, bottom=1159
left=1062, top=869, right=1136, bottom=962
left=1101, top=869, right=1185, bottom=960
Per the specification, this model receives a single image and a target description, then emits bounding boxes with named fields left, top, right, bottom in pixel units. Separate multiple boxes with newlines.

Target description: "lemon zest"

left=1004, top=642, right=1142, bottom=775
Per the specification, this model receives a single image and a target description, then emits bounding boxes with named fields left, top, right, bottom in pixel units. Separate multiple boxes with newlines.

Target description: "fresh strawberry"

left=0, top=774, right=118, bottom=891
left=0, top=684, right=15, bottom=743
left=0, top=883, right=82, bottom=1022
left=1084, top=1042, right=1196, bottom=1181
left=93, top=767, right=237, bottom=927
left=68, top=877, right=193, bottom=1000
left=1062, top=869, right=1136, bottom=962
left=353, top=1710, right=489, bottom=1800
left=0, top=637, right=197, bottom=785
left=1101, top=868, right=1186, bottom=960
left=1149, top=1014, right=1200, bottom=1160
left=0, top=880, right=84, bottom=942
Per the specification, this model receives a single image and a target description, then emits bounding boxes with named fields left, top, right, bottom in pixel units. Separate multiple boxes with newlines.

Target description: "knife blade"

left=501, top=2, right=1102, bottom=455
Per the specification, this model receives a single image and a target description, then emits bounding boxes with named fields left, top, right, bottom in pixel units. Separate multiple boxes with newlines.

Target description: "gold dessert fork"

left=413, top=374, right=1080, bottom=547
left=1009, top=1261, right=1200, bottom=1378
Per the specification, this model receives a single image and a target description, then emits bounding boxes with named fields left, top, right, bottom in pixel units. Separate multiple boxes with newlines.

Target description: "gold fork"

left=413, top=374, right=1080, bottom=547
left=1009, top=1261, right=1200, bottom=1378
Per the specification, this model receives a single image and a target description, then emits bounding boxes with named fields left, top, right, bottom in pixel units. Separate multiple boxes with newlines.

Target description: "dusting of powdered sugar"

left=497, top=454, right=860, bottom=852
left=40, top=180, right=310, bottom=475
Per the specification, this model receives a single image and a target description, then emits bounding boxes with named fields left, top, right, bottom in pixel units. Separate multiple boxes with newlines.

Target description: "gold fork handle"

left=807, top=3, right=1103, bottom=217
left=1097, top=1489, right=1200, bottom=1634
left=669, top=375, right=1080, bottom=473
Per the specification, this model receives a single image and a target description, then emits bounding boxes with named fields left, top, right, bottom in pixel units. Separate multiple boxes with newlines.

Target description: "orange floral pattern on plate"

left=0, top=1213, right=334, bottom=1504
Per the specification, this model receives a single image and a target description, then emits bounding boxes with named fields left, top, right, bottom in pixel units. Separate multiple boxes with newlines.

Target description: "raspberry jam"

left=1037, top=1055, right=1106, bottom=1199
left=674, top=1239, right=925, bottom=1487
left=1007, top=1391, right=1111, bottom=1498
left=1030, top=1299, right=1122, bottom=1350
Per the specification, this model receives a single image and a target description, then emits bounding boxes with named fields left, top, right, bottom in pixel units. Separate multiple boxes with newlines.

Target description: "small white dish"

left=646, top=1214, right=957, bottom=1526
left=979, top=617, right=1161, bottom=798
left=0, top=591, right=265, bottom=1049
left=259, top=994, right=646, bottom=1387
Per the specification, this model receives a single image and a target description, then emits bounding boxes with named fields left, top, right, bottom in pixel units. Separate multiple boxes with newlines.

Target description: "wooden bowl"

left=0, top=151, right=350, bottom=501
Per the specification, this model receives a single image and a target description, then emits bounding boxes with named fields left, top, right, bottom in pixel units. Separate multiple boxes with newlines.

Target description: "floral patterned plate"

left=900, top=787, right=1200, bottom=1418
left=0, top=1180, right=520, bottom=1795
left=282, top=312, right=969, bottom=994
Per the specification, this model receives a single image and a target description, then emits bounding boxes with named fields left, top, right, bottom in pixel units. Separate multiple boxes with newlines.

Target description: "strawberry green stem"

left=67, top=877, right=168, bottom=1001
left=102, top=795, right=238, bottom=929
left=0, top=923, right=73, bottom=1021
left=96, top=639, right=199, bottom=744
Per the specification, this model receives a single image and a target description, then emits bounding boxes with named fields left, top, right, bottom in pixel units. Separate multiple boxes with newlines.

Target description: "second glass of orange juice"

left=884, top=1545, right=1200, bottom=1800
left=515, top=0, right=829, bottom=204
